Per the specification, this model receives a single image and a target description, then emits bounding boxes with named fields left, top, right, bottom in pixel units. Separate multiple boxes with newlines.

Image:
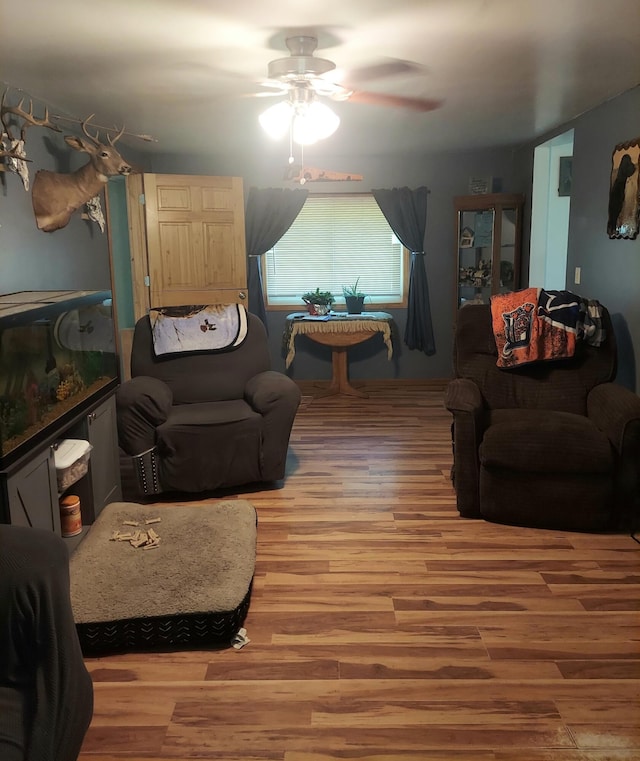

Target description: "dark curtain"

left=372, top=186, right=435, bottom=355
left=245, top=187, right=309, bottom=330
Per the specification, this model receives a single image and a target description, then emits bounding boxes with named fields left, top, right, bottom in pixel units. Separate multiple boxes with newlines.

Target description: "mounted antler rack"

left=1, top=91, right=62, bottom=141
left=0, top=145, right=32, bottom=163
left=0, top=91, right=46, bottom=184
left=51, top=114, right=157, bottom=143
left=0, top=89, right=157, bottom=144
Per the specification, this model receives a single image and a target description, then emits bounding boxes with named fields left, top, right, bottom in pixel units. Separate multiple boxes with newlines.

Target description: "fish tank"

left=0, top=290, right=119, bottom=469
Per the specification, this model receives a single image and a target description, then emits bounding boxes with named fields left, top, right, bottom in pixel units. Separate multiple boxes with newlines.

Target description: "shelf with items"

left=0, top=393, right=121, bottom=546
left=454, top=193, right=524, bottom=315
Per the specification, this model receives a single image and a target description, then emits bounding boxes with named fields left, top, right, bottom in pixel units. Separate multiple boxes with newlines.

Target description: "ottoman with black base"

left=69, top=500, right=257, bottom=655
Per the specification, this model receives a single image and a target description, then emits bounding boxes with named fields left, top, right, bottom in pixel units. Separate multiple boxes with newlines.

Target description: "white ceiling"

left=1, top=0, right=639, bottom=161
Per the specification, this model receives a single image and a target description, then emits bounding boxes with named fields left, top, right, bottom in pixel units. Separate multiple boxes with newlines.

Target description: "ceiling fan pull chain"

left=288, top=121, right=294, bottom=165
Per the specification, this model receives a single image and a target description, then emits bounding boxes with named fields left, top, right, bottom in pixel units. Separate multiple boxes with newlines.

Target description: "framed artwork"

left=607, top=137, right=640, bottom=239
left=459, top=226, right=474, bottom=248
left=468, top=176, right=492, bottom=194
left=558, top=156, right=572, bottom=196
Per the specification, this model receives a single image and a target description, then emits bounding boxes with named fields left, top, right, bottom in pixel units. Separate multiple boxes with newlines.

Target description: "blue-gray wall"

left=151, top=147, right=521, bottom=381
left=2, top=83, right=638, bottom=391
left=0, top=122, right=149, bottom=329
left=0, top=130, right=113, bottom=291
left=515, top=85, right=640, bottom=392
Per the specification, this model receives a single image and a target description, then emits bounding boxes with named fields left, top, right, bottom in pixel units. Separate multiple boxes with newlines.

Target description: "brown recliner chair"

left=445, top=303, right=640, bottom=531
left=116, top=311, right=301, bottom=498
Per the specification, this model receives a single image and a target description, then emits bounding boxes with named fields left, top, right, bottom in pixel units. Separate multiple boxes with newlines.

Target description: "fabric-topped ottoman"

left=70, top=500, right=257, bottom=654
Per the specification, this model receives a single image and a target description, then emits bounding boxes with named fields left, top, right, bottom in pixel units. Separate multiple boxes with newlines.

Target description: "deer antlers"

left=0, top=144, right=32, bottom=161
left=1, top=90, right=62, bottom=142
left=80, top=114, right=125, bottom=147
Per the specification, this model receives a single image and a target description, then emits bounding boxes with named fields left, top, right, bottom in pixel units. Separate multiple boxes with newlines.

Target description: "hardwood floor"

left=78, top=381, right=640, bottom=760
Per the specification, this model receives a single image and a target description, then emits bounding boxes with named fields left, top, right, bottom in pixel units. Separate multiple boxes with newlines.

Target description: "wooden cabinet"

left=126, top=174, right=247, bottom=320
left=454, top=193, right=524, bottom=314
left=0, top=394, right=122, bottom=546
left=3, top=447, right=60, bottom=533
left=83, top=395, right=122, bottom=522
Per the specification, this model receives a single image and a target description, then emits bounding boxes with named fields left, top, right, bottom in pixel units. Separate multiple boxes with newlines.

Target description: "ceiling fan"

left=256, top=35, right=442, bottom=113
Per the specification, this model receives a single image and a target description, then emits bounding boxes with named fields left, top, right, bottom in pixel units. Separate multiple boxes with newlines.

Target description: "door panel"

left=141, top=174, right=247, bottom=310
left=6, top=448, right=60, bottom=533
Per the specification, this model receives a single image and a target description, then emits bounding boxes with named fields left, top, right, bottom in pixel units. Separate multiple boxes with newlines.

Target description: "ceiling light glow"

left=259, top=96, right=340, bottom=145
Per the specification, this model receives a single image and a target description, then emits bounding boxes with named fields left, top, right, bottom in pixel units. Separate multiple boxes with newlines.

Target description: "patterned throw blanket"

left=149, top=304, right=248, bottom=357
left=490, top=288, right=605, bottom=368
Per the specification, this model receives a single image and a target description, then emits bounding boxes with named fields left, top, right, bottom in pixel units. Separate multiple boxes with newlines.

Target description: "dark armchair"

left=117, top=311, right=301, bottom=497
left=445, top=303, right=640, bottom=531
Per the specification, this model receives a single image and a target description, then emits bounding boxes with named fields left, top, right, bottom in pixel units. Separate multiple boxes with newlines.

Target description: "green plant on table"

left=342, top=278, right=366, bottom=298
left=301, top=288, right=335, bottom=306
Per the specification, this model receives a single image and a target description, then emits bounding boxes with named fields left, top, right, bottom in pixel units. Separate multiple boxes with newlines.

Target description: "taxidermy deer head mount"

left=32, top=114, right=132, bottom=232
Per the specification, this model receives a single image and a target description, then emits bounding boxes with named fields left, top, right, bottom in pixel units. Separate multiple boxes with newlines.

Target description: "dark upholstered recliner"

left=445, top=303, right=640, bottom=531
left=116, top=311, right=301, bottom=497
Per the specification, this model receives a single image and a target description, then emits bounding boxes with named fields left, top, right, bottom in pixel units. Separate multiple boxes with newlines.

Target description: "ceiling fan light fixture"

left=258, top=100, right=293, bottom=140
left=259, top=98, right=339, bottom=145
left=293, top=101, right=340, bottom=145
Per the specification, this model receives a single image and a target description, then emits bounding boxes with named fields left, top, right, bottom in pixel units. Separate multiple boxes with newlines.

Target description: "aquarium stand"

left=0, top=393, right=122, bottom=544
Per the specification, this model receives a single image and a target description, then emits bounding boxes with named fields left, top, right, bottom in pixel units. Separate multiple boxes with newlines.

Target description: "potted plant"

left=342, top=278, right=367, bottom=314
left=301, top=288, right=335, bottom=316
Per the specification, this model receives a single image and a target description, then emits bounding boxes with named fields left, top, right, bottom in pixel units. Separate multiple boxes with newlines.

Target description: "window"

left=263, top=194, right=408, bottom=308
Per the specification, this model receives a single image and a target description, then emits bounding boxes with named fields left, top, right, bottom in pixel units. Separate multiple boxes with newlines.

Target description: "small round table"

left=305, top=329, right=376, bottom=398
left=284, top=312, right=393, bottom=398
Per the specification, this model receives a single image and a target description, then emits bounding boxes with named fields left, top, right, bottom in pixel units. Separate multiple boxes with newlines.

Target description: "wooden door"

left=127, top=174, right=247, bottom=318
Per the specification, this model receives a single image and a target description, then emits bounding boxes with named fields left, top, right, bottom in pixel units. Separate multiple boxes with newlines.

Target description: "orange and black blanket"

left=491, top=288, right=605, bottom=368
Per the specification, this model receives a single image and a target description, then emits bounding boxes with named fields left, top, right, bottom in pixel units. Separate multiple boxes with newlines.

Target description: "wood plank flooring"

left=78, top=381, right=640, bottom=761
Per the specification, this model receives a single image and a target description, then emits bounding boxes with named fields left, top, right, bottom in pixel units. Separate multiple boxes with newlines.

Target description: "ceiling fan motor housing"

left=268, top=35, right=336, bottom=81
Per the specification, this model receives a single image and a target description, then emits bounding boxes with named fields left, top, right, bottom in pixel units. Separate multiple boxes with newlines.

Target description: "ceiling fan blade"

left=309, top=77, right=350, bottom=98
left=261, top=78, right=290, bottom=89
left=255, top=35, right=438, bottom=114
left=347, top=91, right=442, bottom=113
left=345, top=59, right=425, bottom=84
left=241, top=90, right=286, bottom=99
left=238, top=78, right=290, bottom=99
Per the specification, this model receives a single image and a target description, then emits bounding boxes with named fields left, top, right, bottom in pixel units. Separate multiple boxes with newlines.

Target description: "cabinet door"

left=454, top=193, right=524, bottom=314
left=494, top=204, right=520, bottom=295
left=85, top=396, right=122, bottom=521
left=456, top=207, right=496, bottom=308
left=5, top=447, right=60, bottom=533
left=130, top=174, right=247, bottom=314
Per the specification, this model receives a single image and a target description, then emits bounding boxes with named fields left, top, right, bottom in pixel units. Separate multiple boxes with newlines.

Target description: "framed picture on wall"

left=607, top=137, right=640, bottom=239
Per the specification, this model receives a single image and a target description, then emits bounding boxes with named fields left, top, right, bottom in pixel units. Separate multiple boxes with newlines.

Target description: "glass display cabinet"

left=454, top=193, right=524, bottom=315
